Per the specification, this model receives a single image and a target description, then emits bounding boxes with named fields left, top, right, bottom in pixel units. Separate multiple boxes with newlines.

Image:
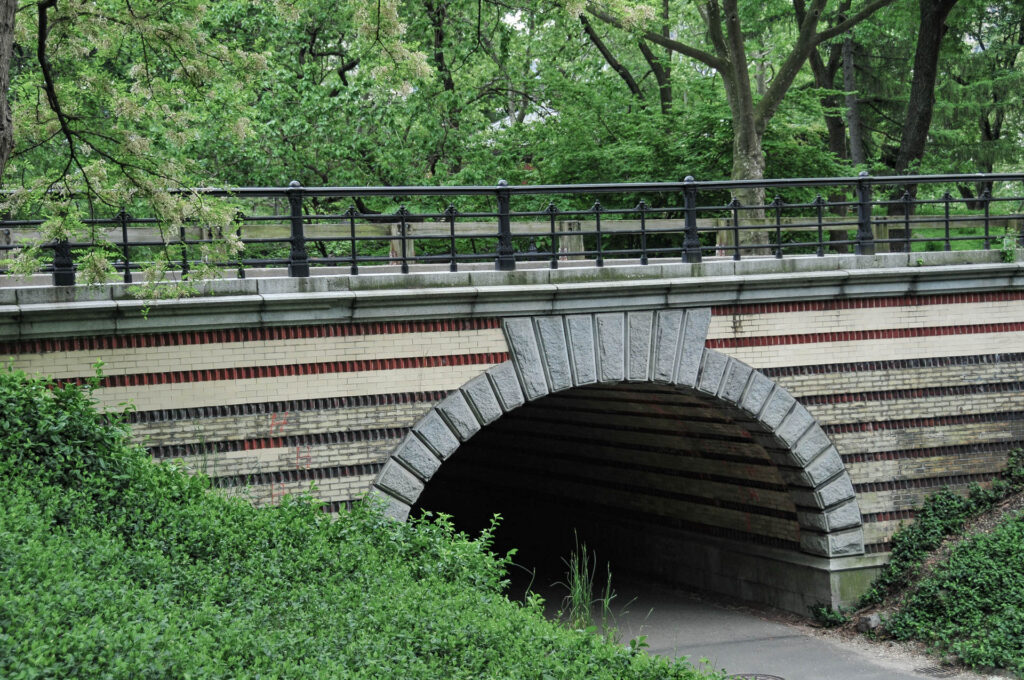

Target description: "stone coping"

left=1, top=251, right=1022, bottom=340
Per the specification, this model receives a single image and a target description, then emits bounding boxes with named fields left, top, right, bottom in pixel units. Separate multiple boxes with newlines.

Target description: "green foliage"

left=808, top=603, right=851, bottom=628
left=886, top=514, right=1024, bottom=672
left=0, top=367, right=718, bottom=680
left=860, top=450, right=1024, bottom=608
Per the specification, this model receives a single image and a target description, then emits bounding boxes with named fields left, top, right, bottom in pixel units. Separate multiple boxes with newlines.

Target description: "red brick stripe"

left=711, top=291, right=1024, bottom=316
left=707, top=322, right=1024, bottom=349
left=0, top=318, right=502, bottom=356
left=60, top=352, right=509, bottom=389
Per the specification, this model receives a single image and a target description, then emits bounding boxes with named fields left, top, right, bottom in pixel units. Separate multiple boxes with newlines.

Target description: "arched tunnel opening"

left=411, top=382, right=808, bottom=609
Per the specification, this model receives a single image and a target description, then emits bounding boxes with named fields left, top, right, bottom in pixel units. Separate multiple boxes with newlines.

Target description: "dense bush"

left=859, top=449, right=1024, bottom=607
left=885, top=513, right=1024, bottom=673
left=0, top=367, right=716, bottom=679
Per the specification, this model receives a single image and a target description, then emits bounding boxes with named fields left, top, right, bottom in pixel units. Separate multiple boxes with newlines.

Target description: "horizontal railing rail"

left=1, top=172, right=1022, bottom=286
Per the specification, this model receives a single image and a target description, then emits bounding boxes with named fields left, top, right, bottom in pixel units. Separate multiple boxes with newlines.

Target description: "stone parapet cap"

left=1, top=251, right=1022, bottom=340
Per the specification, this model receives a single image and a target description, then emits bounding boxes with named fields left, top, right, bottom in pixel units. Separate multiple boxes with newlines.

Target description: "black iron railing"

left=2, top=172, right=1022, bottom=286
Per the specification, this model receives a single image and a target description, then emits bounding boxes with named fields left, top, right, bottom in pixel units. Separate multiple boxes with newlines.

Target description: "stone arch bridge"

left=3, top=251, right=1023, bottom=613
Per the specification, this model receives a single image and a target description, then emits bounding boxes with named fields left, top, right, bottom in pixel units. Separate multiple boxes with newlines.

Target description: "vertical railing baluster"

left=179, top=223, right=189, bottom=279
left=728, top=197, right=741, bottom=261
left=982, top=189, right=992, bottom=250
left=637, top=199, right=649, bottom=265
left=771, top=196, right=784, bottom=257
left=683, top=176, right=701, bottom=263
left=346, top=205, right=358, bottom=275
left=446, top=203, right=458, bottom=272
left=52, top=237, right=74, bottom=286
left=495, top=179, right=515, bottom=271
left=287, top=180, right=310, bottom=277
left=398, top=206, right=410, bottom=274
left=855, top=171, right=875, bottom=255
left=593, top=200, right=604, bottom=267
left=547, top=202, right=559, bottom=269
left=118, top=209, right=132, bottom=283
left=235, top=217, right=245, bottom=279
left=943, top=190, right=952, bottom=251
left=902, top=192, right=912, bottom=253
left=814, top=195, right=825, bottom=257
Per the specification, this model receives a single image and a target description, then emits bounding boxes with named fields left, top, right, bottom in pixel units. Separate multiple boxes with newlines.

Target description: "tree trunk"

left=893, top=0, right=959, bottom=174
left=887, top=0, right=960, bottom=251
left=843, top=37, right=865, bottom=166
left=0, top=0, right=16, bottom=182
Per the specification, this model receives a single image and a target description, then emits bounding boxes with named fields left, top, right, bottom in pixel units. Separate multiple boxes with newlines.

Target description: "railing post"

left=119, top=210, right=132, bottom=283
left=52, top=237, right=75, bottom=286
left=855, top=171, right=875, bottom=255
left=287, top=180, right=310, bottom=277
left=495, top=179, right=515, bottom=271
left=683, top=176, right=702, bottom=263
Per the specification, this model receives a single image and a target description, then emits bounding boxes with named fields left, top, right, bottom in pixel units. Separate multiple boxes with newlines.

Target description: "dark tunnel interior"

left=411, top=383, right=802, bottom=600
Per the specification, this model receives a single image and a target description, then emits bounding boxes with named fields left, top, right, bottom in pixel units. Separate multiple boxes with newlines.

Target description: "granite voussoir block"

left=437, top=391, right=481, bottom=441
left=627, top=311, right=654, bottom=381
left=596, top=312, right=626, bottom=382
left=675, top=308, right=711, bottom=388
left=797, top=499, right=862, bottom=533
left=802, top=527, right=865, bottom=557
left=651, top=309, right=684, bottom=383
left=394, top=435, right=442, bottom=481
left=413, top=410, right=461, bottom=460
left=375, top=461, right=424, bottom=505
left=719, top=359, right=754, bottom=404
left=760, top=389, right=796, bottom=430
left=566, top=314, right=597, bottom=385
left=503, top=317, right=549, bottom=400
left=486, top=362, right=526, bottom=412
left=696, top=350, right=729, bottom=396
left=739, top=371, right=775, bottom=416
left=462, top=373, right=503, bottom=425
left=366, top=487, right=411, bottom=521
left=791, top=425, right=835, bottom=467
left=798, top=446, right=846, bottom=487
left=775, top=403, right=816, bottom=447
left=815, top=474, right=857, bottom=508
left=535, top=316, right=573, bottom=392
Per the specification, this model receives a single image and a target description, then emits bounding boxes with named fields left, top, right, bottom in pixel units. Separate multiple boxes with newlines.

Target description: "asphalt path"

left=522, top=573, right=1001, bottom=680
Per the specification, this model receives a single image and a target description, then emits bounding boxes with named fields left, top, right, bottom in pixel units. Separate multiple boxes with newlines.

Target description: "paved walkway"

left=572, top=577, right=998, bottom=680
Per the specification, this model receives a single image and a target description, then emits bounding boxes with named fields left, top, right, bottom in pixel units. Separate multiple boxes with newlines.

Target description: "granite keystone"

left=596, top=312, right=625, bottom=382
left=626, top=311, right=654, bottom=381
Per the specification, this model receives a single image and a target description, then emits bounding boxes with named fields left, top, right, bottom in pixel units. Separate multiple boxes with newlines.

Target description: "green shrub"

left=859, top=449, right=1024, bottom=607
left=0, top=367, right=717, bottom=679
left=885, top=514, right=1024, bottom=673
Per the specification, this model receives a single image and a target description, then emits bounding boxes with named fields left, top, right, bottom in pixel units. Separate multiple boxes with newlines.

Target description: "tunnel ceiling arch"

left=370, top=309, right=864, bottom=558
